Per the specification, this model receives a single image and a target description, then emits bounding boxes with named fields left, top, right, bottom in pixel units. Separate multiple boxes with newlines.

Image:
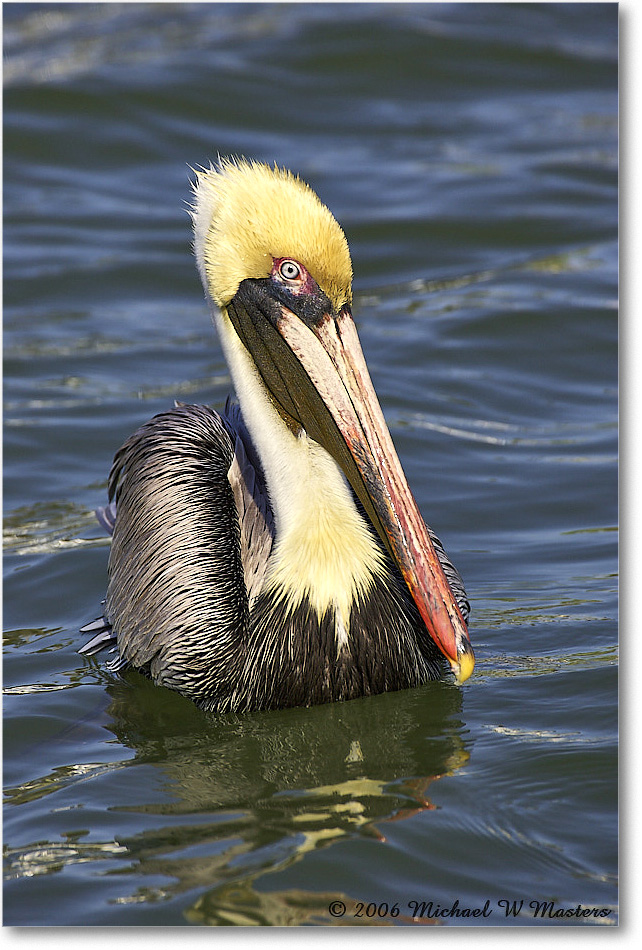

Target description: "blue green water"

left=3, top=2, right=617, bottom=926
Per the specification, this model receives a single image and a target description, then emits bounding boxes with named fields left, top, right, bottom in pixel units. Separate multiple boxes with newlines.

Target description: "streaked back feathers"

left=191, top=158, right=353, bottom=312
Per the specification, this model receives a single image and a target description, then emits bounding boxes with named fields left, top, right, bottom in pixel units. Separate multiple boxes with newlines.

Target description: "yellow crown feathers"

left=191, top=158, right=353, bottom=313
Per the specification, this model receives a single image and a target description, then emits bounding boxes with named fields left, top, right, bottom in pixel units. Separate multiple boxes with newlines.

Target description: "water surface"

left=3, top=2, right=618, bottom=927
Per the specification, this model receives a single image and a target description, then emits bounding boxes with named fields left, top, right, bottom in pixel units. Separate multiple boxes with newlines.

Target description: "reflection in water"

left=109, top=676, right=469, bottom=922
left=5, top=674, right=470, bottom=923
left=185, top=883, right=441, bottom=927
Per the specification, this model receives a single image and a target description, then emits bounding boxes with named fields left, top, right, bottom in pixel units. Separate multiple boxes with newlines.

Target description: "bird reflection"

left=96, top=673, right=471, bottom=924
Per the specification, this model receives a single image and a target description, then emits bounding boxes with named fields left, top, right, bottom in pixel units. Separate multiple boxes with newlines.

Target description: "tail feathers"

left=79, top=617, right=125, bottom=670
left=96, top=502, right=117, bottom=536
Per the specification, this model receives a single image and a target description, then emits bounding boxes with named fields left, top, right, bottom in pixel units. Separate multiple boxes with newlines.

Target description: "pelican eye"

left=278, top=259, right=301, bottom=281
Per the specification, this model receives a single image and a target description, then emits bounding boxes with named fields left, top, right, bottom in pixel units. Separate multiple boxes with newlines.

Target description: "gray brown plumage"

left=82, top=159, right=474, bottom=711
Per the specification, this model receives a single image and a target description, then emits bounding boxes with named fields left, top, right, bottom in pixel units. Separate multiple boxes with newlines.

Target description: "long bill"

left=227, top=284, right=475, bottom=683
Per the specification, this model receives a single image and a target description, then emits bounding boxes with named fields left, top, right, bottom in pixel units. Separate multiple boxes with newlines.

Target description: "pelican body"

left=82, top=159, right=474, bottom=712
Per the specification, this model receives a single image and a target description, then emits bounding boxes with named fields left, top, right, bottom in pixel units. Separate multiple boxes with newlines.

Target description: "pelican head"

left=191, top=158, right=474, bottom=683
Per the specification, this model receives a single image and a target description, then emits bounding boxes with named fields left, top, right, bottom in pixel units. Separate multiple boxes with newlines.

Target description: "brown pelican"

left=81, top=158, right=474, bottom=712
